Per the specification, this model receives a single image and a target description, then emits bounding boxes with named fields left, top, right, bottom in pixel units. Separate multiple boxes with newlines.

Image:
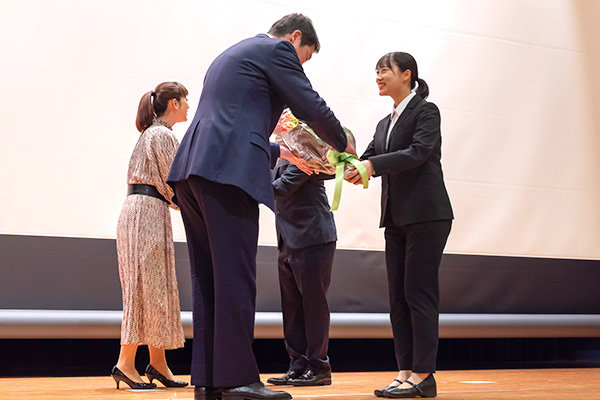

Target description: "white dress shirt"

left=386, top=91, right=416, bottom=150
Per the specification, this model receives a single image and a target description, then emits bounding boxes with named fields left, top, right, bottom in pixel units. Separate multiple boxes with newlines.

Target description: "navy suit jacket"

left=272, top=159, right=336, bottom=250
left=361, top=95, right=453, bottom=227
left=168, top=34, right=347, bottom=210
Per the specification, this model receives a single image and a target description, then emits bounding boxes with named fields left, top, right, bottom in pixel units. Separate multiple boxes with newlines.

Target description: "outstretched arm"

left=267, top=41, right=348, bottom=153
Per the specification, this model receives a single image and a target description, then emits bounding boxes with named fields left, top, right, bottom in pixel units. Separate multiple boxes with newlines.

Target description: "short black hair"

left=268, top=13, right=320, bottom=52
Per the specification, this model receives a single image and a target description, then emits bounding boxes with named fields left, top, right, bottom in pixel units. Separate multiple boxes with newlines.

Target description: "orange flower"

left=277, top=110, right=299, bottom=132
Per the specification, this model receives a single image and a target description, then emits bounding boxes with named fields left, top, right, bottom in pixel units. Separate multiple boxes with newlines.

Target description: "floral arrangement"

left=273, top=109, right=368, bottom=210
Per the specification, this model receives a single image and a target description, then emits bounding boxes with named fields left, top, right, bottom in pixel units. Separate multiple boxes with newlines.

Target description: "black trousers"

left=384, top=219, right=452, bottom=373
left=174, top=176, right=260, bottom=388
left=278, top=240, right=335, bottom=374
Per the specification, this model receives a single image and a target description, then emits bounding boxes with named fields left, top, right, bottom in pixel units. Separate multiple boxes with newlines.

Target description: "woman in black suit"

left=346, top=52, right=453, bottom=398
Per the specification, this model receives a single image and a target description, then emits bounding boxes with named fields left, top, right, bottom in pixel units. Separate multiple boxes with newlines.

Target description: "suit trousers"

left=384, top=219, right=452, bottom=373
left=278, top=240, right=335, bottom=374
left=174, top=175, right=260, bottom=388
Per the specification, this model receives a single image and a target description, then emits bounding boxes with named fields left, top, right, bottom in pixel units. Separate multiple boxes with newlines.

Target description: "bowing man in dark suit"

left=346, top=52, right=453, bottom=399
left=266, top=159, right=336, bottom=387
left=167, top=14, right=354, bottom=400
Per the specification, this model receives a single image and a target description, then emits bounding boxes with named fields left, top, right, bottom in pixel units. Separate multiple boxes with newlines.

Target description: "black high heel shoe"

left=111, top=366, right=157, bottom=390
left=384, top=374, right=436, bottom=398
left=145, top=364, right=189, bottom=388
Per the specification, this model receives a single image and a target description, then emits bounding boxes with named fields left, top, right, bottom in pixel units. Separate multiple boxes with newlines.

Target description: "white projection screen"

left=1, top=0, right=599, bottom=261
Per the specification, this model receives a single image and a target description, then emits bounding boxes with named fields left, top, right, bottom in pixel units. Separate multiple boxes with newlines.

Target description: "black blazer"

left=272, top=159, right=337, bottom=249
left=168, top=34, right=347, bottom=211
left=361, top=95, right=453, bottom=227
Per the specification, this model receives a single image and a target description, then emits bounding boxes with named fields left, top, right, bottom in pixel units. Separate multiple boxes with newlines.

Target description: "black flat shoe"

left=375, top=379, right=403, bottom=397
left=384, top=374, right=436, bottom=398
left=221, top=381, right=292, bottom=400
left=145, top=364, right=189, bottom=387
left=289, top=370, right=331, bottom=386
left=267, top=370, right=304, bottom=385
left=111, top=366, right=157, bottom=390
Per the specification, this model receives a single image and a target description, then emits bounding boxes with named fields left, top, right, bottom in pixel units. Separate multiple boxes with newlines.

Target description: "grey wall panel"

left=0, top=235, right=122, bottom=310
left=1, top=234, right=599, bottom=314
left=438, top=254, right=600, bottom=314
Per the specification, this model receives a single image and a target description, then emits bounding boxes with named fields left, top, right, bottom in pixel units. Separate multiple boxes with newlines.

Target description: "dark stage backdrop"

left=1, top=234, right=599, bottom=314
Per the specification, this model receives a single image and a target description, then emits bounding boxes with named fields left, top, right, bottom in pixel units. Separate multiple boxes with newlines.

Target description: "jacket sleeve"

left=313, top=172, right=335, bottom=182
left=266, top=41, right=347, bottom=152
left=272, top=164, right=312, bottom=197
left=368, top=102, right=441, bottom=176
left=149, top=129, right=180, bottom=210
left=360, top=137, right=376, bottom=161
left=269, top=142, right=280, bottom=168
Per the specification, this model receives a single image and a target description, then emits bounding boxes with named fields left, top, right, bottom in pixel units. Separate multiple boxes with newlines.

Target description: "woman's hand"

left=344, top=160, right=374, bottom=185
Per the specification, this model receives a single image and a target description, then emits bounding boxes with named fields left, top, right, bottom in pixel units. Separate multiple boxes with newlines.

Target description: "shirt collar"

left=392, top=91, right=417, bottom=117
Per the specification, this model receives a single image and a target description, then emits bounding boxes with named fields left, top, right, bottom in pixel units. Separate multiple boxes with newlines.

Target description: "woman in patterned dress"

left=111, top=82, right=190, bottom=390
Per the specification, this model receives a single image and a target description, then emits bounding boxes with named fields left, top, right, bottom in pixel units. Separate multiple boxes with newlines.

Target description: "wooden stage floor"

left=1, top=369, right=599, bottom=399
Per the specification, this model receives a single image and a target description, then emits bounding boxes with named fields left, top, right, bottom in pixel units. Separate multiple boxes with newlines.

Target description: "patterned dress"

left=116, top=119, right=185, bottom=349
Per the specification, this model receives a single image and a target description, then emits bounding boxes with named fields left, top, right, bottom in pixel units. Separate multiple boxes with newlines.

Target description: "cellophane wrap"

left=273, top=109, right=355, bottom=174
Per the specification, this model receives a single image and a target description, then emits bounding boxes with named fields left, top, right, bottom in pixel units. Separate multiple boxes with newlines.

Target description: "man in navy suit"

left=167, top=14, right=354, bottom=400
left=266, top=159, right=336, bottom=387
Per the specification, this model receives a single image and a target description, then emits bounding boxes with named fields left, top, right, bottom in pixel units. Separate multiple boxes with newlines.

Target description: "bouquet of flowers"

left=273, top=109, right=351, bottom=175
left=273, top=109, right=368, bottom=210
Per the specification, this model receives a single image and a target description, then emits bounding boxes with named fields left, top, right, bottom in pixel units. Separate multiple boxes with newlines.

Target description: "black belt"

left=127, top=184, right=167, bottom=203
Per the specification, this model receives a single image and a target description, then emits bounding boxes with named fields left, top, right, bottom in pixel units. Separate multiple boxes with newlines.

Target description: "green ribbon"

left=326, top=150, right=369, bottom=211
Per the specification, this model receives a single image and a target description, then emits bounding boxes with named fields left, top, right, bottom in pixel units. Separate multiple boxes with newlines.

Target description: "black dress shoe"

left=267, top=370, right=304, bottom=385
left=145, top=364, right=189, bottom=387
left=289, top=370, right=331, bottom=386
left=111, top=366, right=157, bottom=390
left=221, top=381, right=292, bottom=399
left=384, top=374, right=436, bottom=398
left=194, top=385, right=222, bottom=400
left=374, top=379, right=403, bottom=397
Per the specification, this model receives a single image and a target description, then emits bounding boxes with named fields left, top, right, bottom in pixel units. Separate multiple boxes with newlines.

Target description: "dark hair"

left=268, top=13, right=320, bottom=52
left=135, top=81, right=189, bottom=132
left=376, top=52, right=429, bottom=99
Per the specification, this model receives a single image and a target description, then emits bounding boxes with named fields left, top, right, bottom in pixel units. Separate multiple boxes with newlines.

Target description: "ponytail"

left=415, top=78, right=429, bottom=100
left=134, top=82, right=189, bottom=133
left=135, top=91, right=155, bottom=132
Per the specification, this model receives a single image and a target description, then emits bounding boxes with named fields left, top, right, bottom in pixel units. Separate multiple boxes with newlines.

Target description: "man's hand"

left=344, top=160, right=374, bottom=185
left=279, top=145, right=314, bottom=175
left=344, top=140, right=357, bottom=157
left=322, top=140, right=357, bottom=161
